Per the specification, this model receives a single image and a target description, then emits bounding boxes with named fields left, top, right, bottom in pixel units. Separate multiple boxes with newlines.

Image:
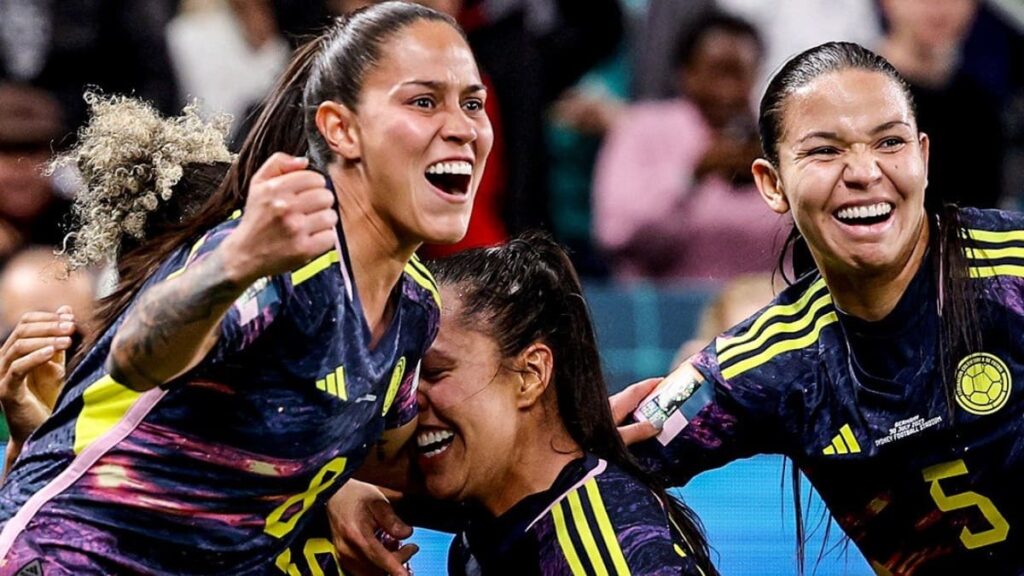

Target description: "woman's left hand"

left=327, top=480, right=418, bottom=576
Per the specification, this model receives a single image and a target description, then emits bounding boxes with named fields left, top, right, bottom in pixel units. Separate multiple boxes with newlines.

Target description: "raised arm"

left=108, top=154, right=337, bottom=391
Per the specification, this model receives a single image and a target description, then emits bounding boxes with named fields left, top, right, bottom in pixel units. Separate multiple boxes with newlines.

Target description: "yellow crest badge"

left=955, top=353, right=1011, bottom=416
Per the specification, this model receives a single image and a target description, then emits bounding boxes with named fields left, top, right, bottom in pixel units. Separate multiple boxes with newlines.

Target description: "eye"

left=420, top=367, right=449, bottom=383
left=879, top=136, right=906, bottom=149
left=410, top=96, right=436, bottom=109
left=808, top=146, right=840, bottom=156
left=462, top=98, right=484, bottom=113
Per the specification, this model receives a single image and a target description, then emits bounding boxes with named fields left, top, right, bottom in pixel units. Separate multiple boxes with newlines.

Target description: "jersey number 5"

left=921, top=459, right=1009, bottom=549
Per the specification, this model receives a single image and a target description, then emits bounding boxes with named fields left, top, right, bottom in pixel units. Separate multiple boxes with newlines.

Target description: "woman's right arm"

left=108, top=154, right=338, bottom=391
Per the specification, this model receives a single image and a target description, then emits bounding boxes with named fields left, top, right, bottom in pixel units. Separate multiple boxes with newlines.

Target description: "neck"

left=480, top=410, right=581, bottom=517
left=880, top=35, right=958, bottom=87
left=329, top=164, right=418, bottom=340
left=821, top=220, right=930, bottom=322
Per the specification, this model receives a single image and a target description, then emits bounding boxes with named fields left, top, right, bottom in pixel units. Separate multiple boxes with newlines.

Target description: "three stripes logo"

left=964, top=228, right=1024, bottom=279
left=551, top=479, right=632, bottom=576
left=315, top=365, right=347, bottom=401
left=823, top=423, right=861, bottom=456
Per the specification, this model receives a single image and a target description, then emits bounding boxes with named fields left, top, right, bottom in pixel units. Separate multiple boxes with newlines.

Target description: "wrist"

left=217, top=234, right=260, bottom=288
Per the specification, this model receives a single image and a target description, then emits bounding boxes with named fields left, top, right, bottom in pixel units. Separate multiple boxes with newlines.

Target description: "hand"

left=0, top=306, right=74, bottom=479
left=610, top=377, right=661, bottom=446
left=550, top=90, right=624, bottom=136
left=221, top=153, right=338, bottom=286
left=327, top=480, right=418, bottom=576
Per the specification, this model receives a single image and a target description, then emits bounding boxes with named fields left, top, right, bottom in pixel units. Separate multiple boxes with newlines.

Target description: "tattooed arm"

left=107, top=153, right=339, bottom=391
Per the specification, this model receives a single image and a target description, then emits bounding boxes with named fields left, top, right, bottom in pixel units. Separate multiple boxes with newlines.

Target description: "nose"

left=440, top=107, right=477, bottom=145
left=843, top=147, right=883, bottom=190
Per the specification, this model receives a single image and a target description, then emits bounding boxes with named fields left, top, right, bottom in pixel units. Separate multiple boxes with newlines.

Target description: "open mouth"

left=425, top=161, right=472, bottom=196
left=416, top=428, right=455, bottom=458
left=834, top=202, right=893, bottom=226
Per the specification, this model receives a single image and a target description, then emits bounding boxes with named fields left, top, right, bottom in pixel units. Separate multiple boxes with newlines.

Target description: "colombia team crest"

left=954, top=353, right=1011, bottom=416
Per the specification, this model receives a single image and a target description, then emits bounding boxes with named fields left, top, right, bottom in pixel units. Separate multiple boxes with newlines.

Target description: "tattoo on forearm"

left=110, top=250, right=244, bottom=389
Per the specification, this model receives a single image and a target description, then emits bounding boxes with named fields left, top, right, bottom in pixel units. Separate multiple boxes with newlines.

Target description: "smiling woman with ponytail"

left=0, top=2, right=492, bottom=574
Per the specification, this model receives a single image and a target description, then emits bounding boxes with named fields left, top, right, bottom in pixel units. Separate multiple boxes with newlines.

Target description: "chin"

left=424, top=475, right=464, bottom=502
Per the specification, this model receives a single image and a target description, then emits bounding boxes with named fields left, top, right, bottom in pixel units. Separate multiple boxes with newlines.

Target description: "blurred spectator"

left=878, top=0, right=1005, bottom=208
left=718, top=0, right=882, bottom=99
left=630, top=0, right=716, bottom=100
left=167, top=0, right=291, bottom=130
left=0, top=85, right=72, bottom=264
left=0, top=0, right=179, bottom=140
left=672, top=272, right=776, bottom=368
left=462, top=0, right=623, bottom=236
left=0, top=247, right=95, bottom=341
left=594, top=13, right=786, bottom=283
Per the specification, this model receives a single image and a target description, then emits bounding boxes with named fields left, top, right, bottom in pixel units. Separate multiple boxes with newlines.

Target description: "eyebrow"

left=399, top=80, right=487, bottom=94
left=796, top=120, right=912, bottom=144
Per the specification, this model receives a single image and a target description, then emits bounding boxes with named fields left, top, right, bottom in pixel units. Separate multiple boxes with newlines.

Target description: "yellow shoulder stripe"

left=721, top=312, right=837, bottom=380
left=404, top=260, right=441, bottom=308
left=166, top=235, right=210, bottom=280
left=292, top=250, right=341, bottom=286
left=965, top=228, right=1024, bottom=244
left=717, top=278, right=828, bottom=355
left=718, top=293, right=833, bottom=364
left=551, top=479, right=631, bottom=576
left=74, top=375, right=143, bottom=454
left=552, top=502, right=589, bottom=576
left=584, top=480, right=631, bottom=575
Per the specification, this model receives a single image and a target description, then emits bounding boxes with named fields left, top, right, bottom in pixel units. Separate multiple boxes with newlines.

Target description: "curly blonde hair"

left=51, top=93, right=234, bottom=269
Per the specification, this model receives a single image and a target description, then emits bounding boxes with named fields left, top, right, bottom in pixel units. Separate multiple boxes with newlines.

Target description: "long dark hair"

left=758, top=41, right=982, bottom=573
left=428, top=232, right=718, bottom=575
left=72, top=2, right=461, bottom=369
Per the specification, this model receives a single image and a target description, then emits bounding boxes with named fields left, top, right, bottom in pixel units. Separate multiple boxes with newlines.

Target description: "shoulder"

left=536, top=460, right=695, bottom=575
left=958, top=207, right=1024, bottom=234
left=957, top=208, right=1024, bottom=284
left=705, top=271, right=834, bottom=385
left=400, top=254, right=442, bottom=343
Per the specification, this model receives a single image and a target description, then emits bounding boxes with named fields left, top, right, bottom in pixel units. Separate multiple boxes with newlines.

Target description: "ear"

left=515, top=343, right=553, bottom=410
left=315, top=101, right=361, bottom=162
left=753, top=158, right=789, bottom=214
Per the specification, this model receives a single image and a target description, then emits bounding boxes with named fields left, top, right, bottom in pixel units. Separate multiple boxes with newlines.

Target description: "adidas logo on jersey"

left=823, top=423, right=861, bottom=455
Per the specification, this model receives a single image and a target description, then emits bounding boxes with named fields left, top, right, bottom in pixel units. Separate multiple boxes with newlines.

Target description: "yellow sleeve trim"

left=74, top=375, right=144, bottom=455
left=404, top=256, right=441, bottom=308
left=291, top=250, right=340, bottom=286
left=721, top=312, right=838, bottom=380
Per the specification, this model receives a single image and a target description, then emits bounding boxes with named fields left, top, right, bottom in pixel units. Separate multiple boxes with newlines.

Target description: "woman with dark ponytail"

left=406, top=232, right=715, bottom=575
left=612, top=41, right=1024, bottom=575
left=0, top=2, right=492, bottom=574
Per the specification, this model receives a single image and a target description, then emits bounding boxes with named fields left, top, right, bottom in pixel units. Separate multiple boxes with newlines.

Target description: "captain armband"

left=633, top=362, right=714, bottom=445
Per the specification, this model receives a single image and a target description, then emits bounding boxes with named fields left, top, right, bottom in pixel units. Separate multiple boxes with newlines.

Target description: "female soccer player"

left=617, top=41, right=1024, bottom=575
left=0, top=2, right=492, bottom=574
left=415, top=233, right=715, bottom=575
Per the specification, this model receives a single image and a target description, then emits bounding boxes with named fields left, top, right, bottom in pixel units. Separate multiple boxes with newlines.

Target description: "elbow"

left=106, top=330, right=158, bottom=392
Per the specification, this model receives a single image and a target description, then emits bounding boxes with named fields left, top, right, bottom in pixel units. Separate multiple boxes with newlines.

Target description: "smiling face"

left=756, top=69, right=930, bottom=280
left=347, top=19, right=493, bottom=245
left=413, top=289, right=522, bottom=503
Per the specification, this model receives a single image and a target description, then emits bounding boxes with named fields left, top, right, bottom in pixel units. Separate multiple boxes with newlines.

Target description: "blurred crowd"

left=1, top=0, right=1023, bottom=339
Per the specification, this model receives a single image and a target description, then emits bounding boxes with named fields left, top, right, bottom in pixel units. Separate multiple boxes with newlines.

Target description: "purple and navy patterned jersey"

left=448, top=455, right=707, bottom=576
left=637, top=207, right=1024, bottom=575
left=0, top=217, right=440, bottom=575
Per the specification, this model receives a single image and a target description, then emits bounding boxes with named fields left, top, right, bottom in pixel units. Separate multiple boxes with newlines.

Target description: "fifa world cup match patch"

left=13, top=559, right=42, bottom=576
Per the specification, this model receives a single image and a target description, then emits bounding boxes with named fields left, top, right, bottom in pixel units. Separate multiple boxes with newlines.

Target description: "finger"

left=618, top=420, right=660, bottom=446
left=250, top=153, right=309, bottom=185
left=8, top=346, right=56, bottom=379
left=609, top=378, right=662, bottom=424
left=7, top=320, right=75, bottom=342
left=368, top=499, right=413, bottom=540
left=9, top=336, right=73, bottom=358
left=306, top=228, right=340, bottom=254
left=291, top=186, right=336, bottom=214
left=394, top=543, right=419, bottom=565
left=261, top=170, right=328, bottom=200
left=55, top=305, right=72, bottom=316
left=301, top=208, right=340, bottom=238
left=360, top=535, right=410, bottom=576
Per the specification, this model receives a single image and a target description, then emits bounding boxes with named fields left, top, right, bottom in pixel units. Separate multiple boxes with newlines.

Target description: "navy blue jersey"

left=448, top=454, right=707, bottom=576
left=0, top=216, right=440, bottom=575
left=636, top=208, right=1024, bottom=575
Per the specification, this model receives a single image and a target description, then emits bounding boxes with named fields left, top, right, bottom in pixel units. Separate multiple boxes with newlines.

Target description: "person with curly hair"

left=0, top=2, right=492, bottom=574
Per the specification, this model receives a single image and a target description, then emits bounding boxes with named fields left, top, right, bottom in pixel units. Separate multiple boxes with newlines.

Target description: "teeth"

left=837, top=202, right=892, bottom=221
left=426, top=161, right=472, bottom=176
left=417, top=429, right=454, bottom=447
